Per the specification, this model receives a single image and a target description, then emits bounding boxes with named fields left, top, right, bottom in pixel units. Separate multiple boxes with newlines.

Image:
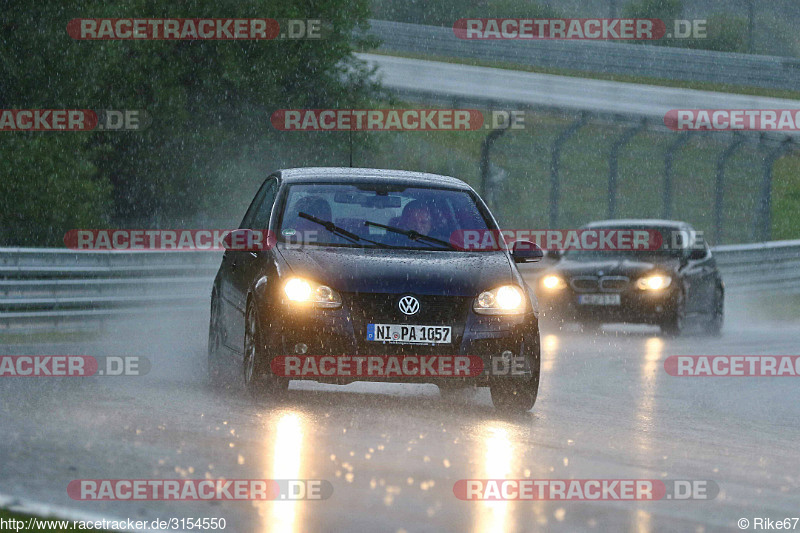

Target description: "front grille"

left=345, top=292, right=470, bottom=356
left=571, top=276, right=629, bottom=292
left=346, top=292, right=470, bottom=324
left=599, top=276, right=629, bottom=292
left=571, top=277, right=599, bottom=292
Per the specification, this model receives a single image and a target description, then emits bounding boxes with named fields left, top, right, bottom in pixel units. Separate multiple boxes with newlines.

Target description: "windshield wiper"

left=298, top=212, right=390, bottom=248
left=363, top=220, right=456, bottom=250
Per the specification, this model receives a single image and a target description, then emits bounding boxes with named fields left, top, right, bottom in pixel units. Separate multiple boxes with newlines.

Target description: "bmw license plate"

left=367, top=324, right=451, bottom=344
left=578, top=294, right=621, bottom=306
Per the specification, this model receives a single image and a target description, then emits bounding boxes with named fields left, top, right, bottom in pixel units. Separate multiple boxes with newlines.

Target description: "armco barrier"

left=0, top=248, right=219, bottom=332
left=0, top=241, right=798, bottom=332
left=364, top=19, right=800, bottom=91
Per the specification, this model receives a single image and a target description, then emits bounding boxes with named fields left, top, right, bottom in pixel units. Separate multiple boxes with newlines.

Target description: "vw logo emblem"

left=398, top=295, right=420, bottom=316
left=598, top=270, right=604, bottom=276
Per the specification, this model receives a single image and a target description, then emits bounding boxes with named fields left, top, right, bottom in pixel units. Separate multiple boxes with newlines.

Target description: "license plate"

left=367, top=324, right=451, bottom=344
left=578, top=294, right=621, bottom=306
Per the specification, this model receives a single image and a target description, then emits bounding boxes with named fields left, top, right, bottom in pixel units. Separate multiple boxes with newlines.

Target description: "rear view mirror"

left=511, top=240, right=543, bottom=263
left=688, top=247, right=706, bottom=260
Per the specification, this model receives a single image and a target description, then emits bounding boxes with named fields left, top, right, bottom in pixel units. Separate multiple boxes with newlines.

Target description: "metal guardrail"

left=0, top=242, right=798, bottom=333
left=711, top=239, right=800, bottom=293
left=365, top=19, right=800, bottom=91
left=0, top=249, right=219, bottom=332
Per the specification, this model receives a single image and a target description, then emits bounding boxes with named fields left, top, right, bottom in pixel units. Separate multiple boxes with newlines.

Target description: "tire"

left=243, top=299, right=288, bottom=397
left=661, top=290, right=686, bottom=337
left=207, top=294, right=227, bottom=389
left=704, top=286, right=724, bottom=337
left=489, top=338, right=540, bottom=412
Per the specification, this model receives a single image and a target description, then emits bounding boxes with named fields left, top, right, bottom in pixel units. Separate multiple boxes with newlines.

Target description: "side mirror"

left=688, top=247, right=706, bottom=260
left=223, top=229, right=267, bottom=251
left=546, top=249, right=562, bottom=260
left=511, top=240, right=543, bottom=263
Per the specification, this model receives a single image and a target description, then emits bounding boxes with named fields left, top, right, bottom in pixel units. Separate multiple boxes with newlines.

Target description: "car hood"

left=277, top=246, right=513, bottom=296
left=554, top=257, right=680, bottom=277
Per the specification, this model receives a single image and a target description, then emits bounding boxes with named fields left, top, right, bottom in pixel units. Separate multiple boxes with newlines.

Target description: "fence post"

left=663, top=131, right=693, bottom=219
left=755, top=137, right=792, bottom=241
left=549, top=113, right=587, bottom=228
left=714, top=133, right=745, bottom=244
left=608, top=119, right=646, bottom=219
left=480, top=106, right=521, bottom=210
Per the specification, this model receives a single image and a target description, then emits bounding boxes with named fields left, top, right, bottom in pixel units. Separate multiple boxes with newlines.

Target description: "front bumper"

left=262, top=292, right=540, bottom=385
left=538, top=286, right=679, bottom=324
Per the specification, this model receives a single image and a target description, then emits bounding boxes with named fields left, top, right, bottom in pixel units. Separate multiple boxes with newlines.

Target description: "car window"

left=240, top=178, right=278, bottom=229
left=277, top=182, right=491, bottom=250
left=250, top=180, right=278, bottom=229
left=565, top=225, right=687, bottom=260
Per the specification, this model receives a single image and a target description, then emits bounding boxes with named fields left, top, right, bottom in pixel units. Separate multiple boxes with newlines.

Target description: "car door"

left=692, top=241, right=716, bottom=311
left=681, top=231, right=713, bottom=315
left=220, top=177, right=279, bottom=354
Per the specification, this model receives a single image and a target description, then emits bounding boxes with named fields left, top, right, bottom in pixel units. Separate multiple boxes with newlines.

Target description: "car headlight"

left=541, top=275, right=568, bottom=290
left=283, top=277, right=342, bottom=308
left=636, top=274, right=672, bottom=291
left=474, top=285, right=526, bottom=315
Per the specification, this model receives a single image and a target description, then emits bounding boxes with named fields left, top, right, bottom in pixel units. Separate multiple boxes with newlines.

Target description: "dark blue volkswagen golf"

left=208, top=168, right=543, bottom=411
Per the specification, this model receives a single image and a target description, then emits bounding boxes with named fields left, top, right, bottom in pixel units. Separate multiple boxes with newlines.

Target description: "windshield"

left=564, top=226, right=688, bottom=260
left=277, top=182, right=491, bottom=250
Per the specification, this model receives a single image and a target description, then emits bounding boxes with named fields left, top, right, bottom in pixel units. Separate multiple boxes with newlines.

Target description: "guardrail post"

left=663, top=132, right=693, bottom=219
left=755, top=137, right=792, bottom=241
left=608, top=119, right=647, bottom=219
left=714, top=133, right=745, bottom=244
left=480, top=105, right=519, bottom=210
left=550, top=113, right=587, bottom=227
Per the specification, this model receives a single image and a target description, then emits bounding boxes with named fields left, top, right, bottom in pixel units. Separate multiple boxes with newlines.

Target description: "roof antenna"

left=349, top=128, right=353, bottom=168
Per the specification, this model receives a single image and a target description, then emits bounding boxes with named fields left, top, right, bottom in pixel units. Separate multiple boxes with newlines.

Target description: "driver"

left=398, top=200, right=433, bottom=234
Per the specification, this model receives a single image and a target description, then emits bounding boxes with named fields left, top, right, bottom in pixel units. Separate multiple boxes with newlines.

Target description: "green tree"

left=0, top=0, right=380, bottom=245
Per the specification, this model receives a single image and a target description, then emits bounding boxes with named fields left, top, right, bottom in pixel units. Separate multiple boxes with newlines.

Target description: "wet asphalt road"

left=1, top=296, right=799, bottom=533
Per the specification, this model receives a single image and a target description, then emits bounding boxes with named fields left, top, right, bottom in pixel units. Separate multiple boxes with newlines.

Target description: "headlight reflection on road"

left=473, top=423, right=515, bottom=533
left=542, top=334, right=560, bottom=373
left=260, top=410, right=307, bottom=533
left=632, top=337, right=664, bottom=533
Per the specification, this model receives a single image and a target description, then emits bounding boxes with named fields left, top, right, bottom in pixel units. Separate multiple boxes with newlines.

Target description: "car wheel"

left=243, top=300, right=288, bottom=397
left=661, top=290, right=686, bottom=337
left=208, top=294, right=227, bottom=389
left=704, top=286, right=724, bottom=337
left=489, top=340, right=540, bottom=412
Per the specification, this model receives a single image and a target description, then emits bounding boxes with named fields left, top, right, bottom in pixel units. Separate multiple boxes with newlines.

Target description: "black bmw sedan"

left=208, top=168, right=543, bottom=411
left=536, top=219, right=724, bottom=337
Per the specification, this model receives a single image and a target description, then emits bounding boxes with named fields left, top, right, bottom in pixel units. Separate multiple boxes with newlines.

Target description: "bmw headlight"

left=636, top=274, right=672, bottom=291
left=474, top=285, right=526, bottom=315
left=541, top=275, right=568, bottom=291
left=283, top=277, right=342, bottom=308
